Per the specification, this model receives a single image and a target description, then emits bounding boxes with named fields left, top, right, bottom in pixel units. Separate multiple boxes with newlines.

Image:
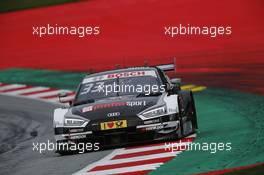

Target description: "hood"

left=71, top=95, right=160, bottom=120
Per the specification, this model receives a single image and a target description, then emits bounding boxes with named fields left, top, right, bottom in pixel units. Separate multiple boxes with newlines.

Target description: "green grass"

left=150, top=89, right=264, bottom=175
left=0, top=0, right=79, bottom=13
left=0, top=68, right=87, bottom=90
left=223, top=164, right=264, bottom=175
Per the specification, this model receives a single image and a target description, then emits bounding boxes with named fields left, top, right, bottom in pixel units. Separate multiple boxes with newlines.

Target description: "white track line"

left=95, top=151, right=181, bottom=166
left=5, top=86, right=49, bottom=95
left=73, top=150, right=180, bottom=175
left=186, top=134, right=196, bottom=138
left=74, top=137, right=195, bottom=175
left=118, top=142, right=189, bottom=155
left=0, top=84, right=26, bottom=91
left=73, top=149, right=125, bottom=175
left=85, top=163, right=162, bottom=175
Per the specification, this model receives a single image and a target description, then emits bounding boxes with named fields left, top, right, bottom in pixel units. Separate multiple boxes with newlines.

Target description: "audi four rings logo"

left=107, top=112, right=120, bottom=117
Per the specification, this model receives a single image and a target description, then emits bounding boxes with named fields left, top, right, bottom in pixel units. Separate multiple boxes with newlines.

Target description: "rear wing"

left=156, top=63, right=175, bottom=72
left=114, top=57, right=176, bottom=72
left=156, top=57, right=176, bottom=72
left=155, top=58, right=181, bottom=85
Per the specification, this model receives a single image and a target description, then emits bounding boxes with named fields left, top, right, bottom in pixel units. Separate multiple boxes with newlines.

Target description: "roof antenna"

left=173, top=57, right=176, bottom=72
left=144, top=60, right=148, bottom=67
left=115, top=64, right=120, bottom=69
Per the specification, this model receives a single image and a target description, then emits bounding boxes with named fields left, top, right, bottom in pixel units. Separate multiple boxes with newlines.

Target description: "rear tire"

left=189, top=91, right=198, bottom=129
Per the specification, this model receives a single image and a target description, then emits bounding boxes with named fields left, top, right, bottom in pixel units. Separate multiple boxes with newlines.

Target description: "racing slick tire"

left=177, top=90, right=197, bottom=138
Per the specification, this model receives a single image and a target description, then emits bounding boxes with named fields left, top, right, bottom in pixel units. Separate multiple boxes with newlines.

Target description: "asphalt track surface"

left=0, top=94, right=112, bottom=175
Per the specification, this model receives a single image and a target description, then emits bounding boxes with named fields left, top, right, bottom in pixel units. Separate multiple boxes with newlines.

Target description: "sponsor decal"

left=69, top=128, right=84, bottom=133
left=82, top=101, right=146, bottom=112
left=107, top=71, right=146, bottom=79
left=144, top=118, right=160, bottom=125
left=94, top=102, right=126, bottom=110
left=82, top=70, right=157, bottom=84
left=127, top=101, right=146, bottom=107
left=69, top=134, right=86, bottom=139
left=100, top=120, right=127, bottom=130
left=145, top=125, right=164, bottom=131
left=82, top=106, right=93, bottom=112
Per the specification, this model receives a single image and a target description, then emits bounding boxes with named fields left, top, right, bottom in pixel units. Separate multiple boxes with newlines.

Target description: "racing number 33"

left=100, top=120, right=127, bottom=130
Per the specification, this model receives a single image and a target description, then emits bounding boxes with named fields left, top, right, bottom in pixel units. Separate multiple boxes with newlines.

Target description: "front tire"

left=178, top=91, right=197, bottom=137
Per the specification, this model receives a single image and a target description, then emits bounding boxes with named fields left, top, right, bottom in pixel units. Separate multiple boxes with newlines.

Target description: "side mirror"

left=58, top=91, right=68, bottom=103
left=58, top=92, right=74, bottom=106
left=170, top=78, right=181, bottom=86
left=166, top=81, right=180, bottom=95
left=165, top=83, right=172, bottom=91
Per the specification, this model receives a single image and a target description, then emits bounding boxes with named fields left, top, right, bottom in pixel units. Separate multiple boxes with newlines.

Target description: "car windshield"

left=75, top=70, right=163, bottom=103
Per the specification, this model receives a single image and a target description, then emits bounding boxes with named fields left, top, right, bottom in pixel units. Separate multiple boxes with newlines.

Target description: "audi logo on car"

left=107, top=112, right=121, bottom=117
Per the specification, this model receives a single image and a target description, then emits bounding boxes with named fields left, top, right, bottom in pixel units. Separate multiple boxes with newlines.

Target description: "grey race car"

left=53, top=65, right=198, bottom=154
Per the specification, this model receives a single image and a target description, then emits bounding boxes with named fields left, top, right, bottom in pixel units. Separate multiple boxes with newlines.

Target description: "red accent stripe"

left=0, top=85, right=30, bottom=92
left=89, top=156, right=173, bottom=172
left=125, top=137, right=194, bottom=150
left=20, top=88, right=55, bottom=95
left=41, top=91, right=75, bottom=99
left=112, top=145, right=188, bottom=160
left=0, top=83, right=7, bottom=87
left=114, top=170, right=152, bottom=175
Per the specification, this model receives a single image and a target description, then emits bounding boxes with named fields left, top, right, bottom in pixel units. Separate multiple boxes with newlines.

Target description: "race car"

left=53, top=64, right=198, bottom=154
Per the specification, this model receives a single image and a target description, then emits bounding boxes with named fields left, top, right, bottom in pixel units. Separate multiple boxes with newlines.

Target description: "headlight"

left=64, top=118, right=85, bottom=126
left=142, top=106, right=166, bottom=118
